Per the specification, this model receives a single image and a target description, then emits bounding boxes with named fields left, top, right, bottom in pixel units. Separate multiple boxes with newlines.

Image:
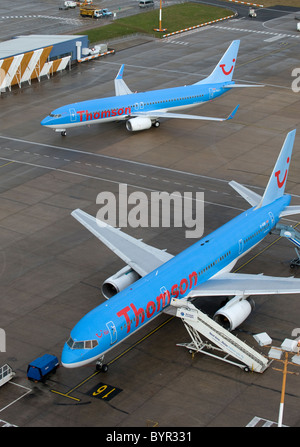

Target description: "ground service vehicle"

left=249, top=7, right=257, bottom=17
left=100, top=8, right=112, bottom=17
left=27, top=354, right=59, bottom=382
left=59, top=1, right=76, bottom=8
left=139, top=0, right=154, bottom=8
left=80, top=6, right=102, bottom=18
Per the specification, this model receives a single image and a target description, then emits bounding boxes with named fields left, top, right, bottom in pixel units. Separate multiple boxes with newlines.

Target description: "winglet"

left=116, top=64, right=125, bottom=80
left=227, top=104, right=239, bottom=120
left=114, top=65, right=133, bottom=96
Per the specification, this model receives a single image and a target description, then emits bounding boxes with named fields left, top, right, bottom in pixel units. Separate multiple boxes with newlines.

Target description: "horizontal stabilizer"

left=280, top=206, right=300, bottom=217
left=186, top=272, right=300, bottom=297
left=229, top=180, right=262, bottom=207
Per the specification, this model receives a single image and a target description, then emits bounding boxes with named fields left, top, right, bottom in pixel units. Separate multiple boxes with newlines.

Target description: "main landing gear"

left=96, top=355, right=108, bottom=372
left=55, top=129, right=67, bottom=136
left=152, top=120, right=160, bottom=128
left=290, top=248, right=300, bottom=269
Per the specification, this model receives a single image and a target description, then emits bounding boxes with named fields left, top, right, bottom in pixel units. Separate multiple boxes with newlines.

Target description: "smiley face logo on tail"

left=220, top=59, right=236, bottom=76
left=275, top=157, right=290, bottom=188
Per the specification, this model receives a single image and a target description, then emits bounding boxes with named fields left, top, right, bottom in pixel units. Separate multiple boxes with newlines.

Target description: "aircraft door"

left=160, top=286, right=170, bottom=307
left=69, top=108, right=77, bottom=122
left=106, top=321, right=117, bottom=345
left=238, top=239, right=244, bottom=254
left=134, top=102, right=144, bottom=111
left=209, top=88, right=215, bottom=99
left=268, top=212, right=275, bottom=225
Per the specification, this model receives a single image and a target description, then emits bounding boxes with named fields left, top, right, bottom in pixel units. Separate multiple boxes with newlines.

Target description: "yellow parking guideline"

left=50, top=390, right=81, bottom=402
left=50, top=317, right=174, bottom=401
left=0, top=161, right=14, bottom=168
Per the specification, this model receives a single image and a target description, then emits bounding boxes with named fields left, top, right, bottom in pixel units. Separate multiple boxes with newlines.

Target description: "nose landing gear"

left=96, top=355, right=108, bottom=372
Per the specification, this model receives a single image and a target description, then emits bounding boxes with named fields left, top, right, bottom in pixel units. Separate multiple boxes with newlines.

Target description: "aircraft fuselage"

left=41, top=82, right=230, bottom=130
left=61, top=195, right=290, bottom=368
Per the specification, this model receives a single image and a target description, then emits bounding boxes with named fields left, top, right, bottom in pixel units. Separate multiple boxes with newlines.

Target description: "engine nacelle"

left=213, top=297, right=255, bottom=331
left=126, top=117, right=152, bottom=132
left=102, top=265, right=140, bottom=299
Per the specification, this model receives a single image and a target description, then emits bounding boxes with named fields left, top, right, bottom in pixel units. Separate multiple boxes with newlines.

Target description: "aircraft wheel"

left=96, top=363, right=108, bottom=372
left=153, top=120, right=160, bottom=128
left=61, top=131, right=67, bottom=136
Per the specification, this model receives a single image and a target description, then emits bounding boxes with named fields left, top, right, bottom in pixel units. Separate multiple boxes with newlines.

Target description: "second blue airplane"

left=41, top=40, right=262, bottom=136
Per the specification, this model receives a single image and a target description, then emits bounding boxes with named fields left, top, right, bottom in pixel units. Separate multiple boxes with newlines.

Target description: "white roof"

left=0, top=35, right=85, bottom=59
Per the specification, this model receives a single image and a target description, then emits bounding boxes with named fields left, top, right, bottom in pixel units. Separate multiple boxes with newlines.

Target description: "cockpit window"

left=66, top=337, right=98, bottom=350
left=67, top=337, right=74, bottom=348
left=49, top=113, right=62, bottom=118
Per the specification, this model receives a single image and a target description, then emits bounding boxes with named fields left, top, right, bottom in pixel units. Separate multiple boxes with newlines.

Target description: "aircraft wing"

left=114, top=64, right=133, bottom=96
left=133, top=104, right=239, bottom=122
left=186, top=272, right=300, bottom=297
left=224, top=84, right=265, bottom=88
left=71, top=209, right=173, bottom=277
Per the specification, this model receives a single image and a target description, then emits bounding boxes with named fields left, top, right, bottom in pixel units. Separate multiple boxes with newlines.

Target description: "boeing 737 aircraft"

left=41, top=40, right=262, bottom=136
left=62, top=130, right=300, bottom=370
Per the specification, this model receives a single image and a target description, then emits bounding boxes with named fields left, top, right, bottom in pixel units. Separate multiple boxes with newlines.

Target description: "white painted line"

left=0, top=381, right=31, bottom=414
left=264, top=34, right=286, bottom=42
left=0, top=155, right=246, bottom=213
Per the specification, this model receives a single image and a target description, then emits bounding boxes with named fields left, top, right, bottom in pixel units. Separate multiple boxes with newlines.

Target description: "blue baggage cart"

left=27, top=354, right=59, bottom=381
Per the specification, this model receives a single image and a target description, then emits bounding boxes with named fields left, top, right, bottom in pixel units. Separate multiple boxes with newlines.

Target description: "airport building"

left=0, top=34, right=89, bottom=93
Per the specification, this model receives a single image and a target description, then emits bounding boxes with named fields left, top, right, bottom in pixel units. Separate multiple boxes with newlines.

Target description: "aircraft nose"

left=41, top=116, right=52, bottom=127
left=61, top=344, right=79, bottom=368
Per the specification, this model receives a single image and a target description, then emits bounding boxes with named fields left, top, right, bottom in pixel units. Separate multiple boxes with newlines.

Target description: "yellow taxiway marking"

left=237, top=42, right=291, bottom=69
left=51, top=317, right=174, bottom=402
left=0, top=160, right=14, bottom=168
left=50, top=390, right=81, bottom=402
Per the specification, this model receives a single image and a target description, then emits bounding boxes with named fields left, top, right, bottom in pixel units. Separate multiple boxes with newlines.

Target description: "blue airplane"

left=62, top=130, right=300, bottom=370
left=41, top=40, right=262, bottom=136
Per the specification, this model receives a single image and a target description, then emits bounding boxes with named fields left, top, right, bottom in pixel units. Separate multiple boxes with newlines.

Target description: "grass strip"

left=81, top=2, right=233, bottom=43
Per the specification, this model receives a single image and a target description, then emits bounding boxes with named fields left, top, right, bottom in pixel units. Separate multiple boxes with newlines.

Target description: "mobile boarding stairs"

left=0, top=364, right=15, bottom=387
left=171, top=298, right=270, bottom=373
left=171, top=224, right=300, bottom=373
left=271, top=223, right=300, bottom=269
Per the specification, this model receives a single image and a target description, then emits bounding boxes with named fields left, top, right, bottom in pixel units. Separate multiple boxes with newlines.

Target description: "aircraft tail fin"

left=259, top=130, right=296, bottom=208
left=195, top=40, right=240, bottom=85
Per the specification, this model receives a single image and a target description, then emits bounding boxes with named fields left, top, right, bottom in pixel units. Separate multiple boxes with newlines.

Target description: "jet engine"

left=213, top=297, right=255, bottom=331
left=102, top=265, right=141, bottom=299
left=126, top=117, right=152, bottom=132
